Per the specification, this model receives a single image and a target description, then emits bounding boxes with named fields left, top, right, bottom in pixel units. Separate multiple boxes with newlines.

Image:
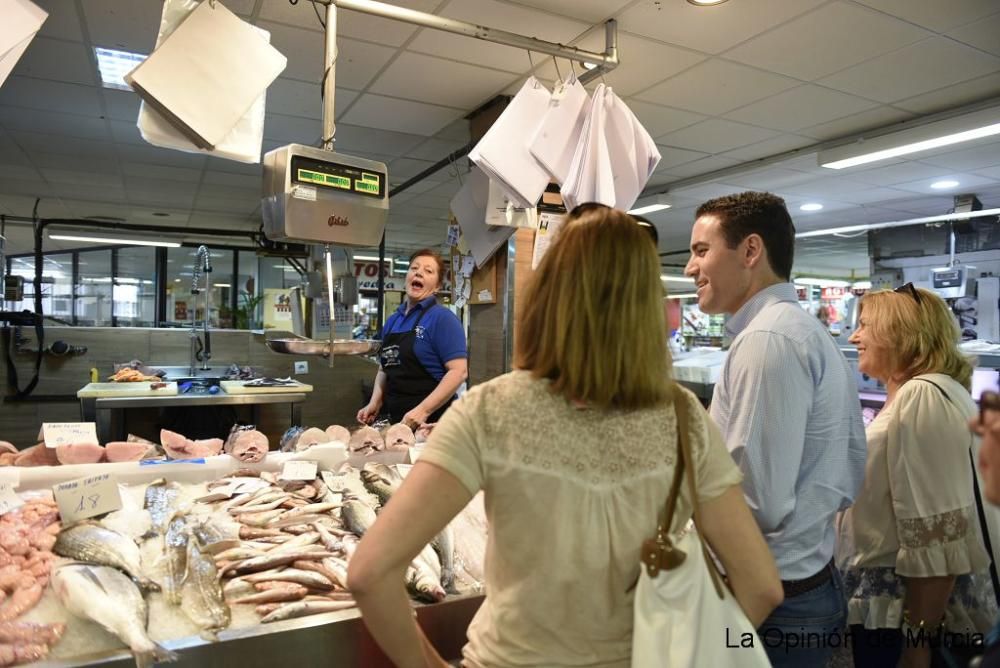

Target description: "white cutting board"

left=221, top=380, right=313, bottom=395
left=77, top=382, right=179, bottom=398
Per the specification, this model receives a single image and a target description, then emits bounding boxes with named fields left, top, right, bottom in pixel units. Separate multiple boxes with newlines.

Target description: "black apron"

left=380, top=305, right=454, bottom=424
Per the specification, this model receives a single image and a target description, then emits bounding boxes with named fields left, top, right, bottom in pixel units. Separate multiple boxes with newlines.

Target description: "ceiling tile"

left=818, top=37, right=1000, bottom=103
left=890, top=172, right=998, bottom=195
left=116, top=144, right=207, bottom=170
left=818, top=187, right=912, bottom=205
left=617, top=0, right=824, bottom=55
left=780, top=176, right=878, bottom=198
left=333, top=125, right=427, bottom=158
left=797, top=105, right=916, bottom=141
left=13, top=37, right=96, bottom=85
left=370, top=52, right=516, bottom=109
left=408, top=0, right=588, bottom=73
left=726, top=85, right=878, bottom=131
left=202, top=171, right=261, bottom=189
left=33, top=0, right=84, bottom=42
left=973, top=165, right=1000, bottom=181
left=720, top=134, right=816, bottom=161
left=0, top=106, right=109, bottom=143
left=435, top=119, right=471, bottom=142
left=919, top=140, right=1000, bottom=172
left=10, top=130, right=116, bottom=159
left=335, top=38, right=402, bottom=91
left=38, top=169, right=122, bottom=189
left=634, top=59, right=798, bottom=116
left=660, top=155, right=743, bottom=180
left=102, top=89, right=141, bottom=123
left=653, top=146, right=710, bottom=171
left=0, top=76, right=103, bottom=116
left=948, top=12, right=1000, bottom=57
left=853, top=0, right=999, bottom=32
left=263, top=114, right=322, bottom=145
left=407, top=137, right=469, bottom=161
left=341, top=94, right=463, bottom=136
left=266, top=78, right=321, bottom=120
left=626, top=100, right=707, bottom=139
left=122, top=163, right=203, bottom=184
left=893, top=72, right=1000, bottom=114
left=0, top=165, right=41, bottom=182
left=725, top=2, right=929, bottom=81
left=724, top=168, right=820, bottom=191
left=503, top=0, right=631, bottom=23
left=30, top=151, right=120, bottom=174
left=108, top=119, right=145, bottom=146
left=658, top=119, right=781, bottom=154
left=259, top=0, right=441, bottom=47
left=851, top=162, right=961, bottom=186
left=82, top=0, right=161, bottom=53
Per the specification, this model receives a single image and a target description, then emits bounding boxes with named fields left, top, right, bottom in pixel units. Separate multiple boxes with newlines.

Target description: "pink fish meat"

left=324, top=425, right=350, bottom=445
left=229, top=430, right=267, bottom=463
left=55, top=443, right=105, bottom=465
left=0, top=443, right=16, bottom=456
left=13, top=444, right=59, bottom=468
left=348, top=426, right=384, bottom=455
left=105, top=442, right=152, bottom=463
left=161, top=429, right=223, bottom=459
left=293, top=428, right=327, bottom=452
left=383, top=423, right=415, bottom=452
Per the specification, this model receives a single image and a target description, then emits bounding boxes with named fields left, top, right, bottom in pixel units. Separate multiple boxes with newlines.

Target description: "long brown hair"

left=515, top=204, right=672, bottom=410
left=858, top=287, right=974, bottom=390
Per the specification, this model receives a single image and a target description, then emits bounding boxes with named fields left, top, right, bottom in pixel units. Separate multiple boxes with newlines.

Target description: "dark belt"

left=781, top=559, right=835, bottom=598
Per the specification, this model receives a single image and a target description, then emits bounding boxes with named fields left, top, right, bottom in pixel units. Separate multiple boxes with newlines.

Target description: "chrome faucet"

left=189, top=245, right=212, bottom=374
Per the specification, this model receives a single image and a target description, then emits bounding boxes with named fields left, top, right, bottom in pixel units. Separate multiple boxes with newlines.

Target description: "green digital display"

left=354, top=181, right=379, bottom=194
left=291, top=156, right=385, bottom=199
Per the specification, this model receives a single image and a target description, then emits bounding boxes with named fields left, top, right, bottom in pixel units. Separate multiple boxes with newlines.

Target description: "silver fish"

left=341, top=498, right=377, bottom=537
left=225, top=552, right=326, bottom=576
left=181, top=538, right=231, bottom=638
left=242, top=568, right=334, bottom=589
left=407, top=545, right=446, bottom=603
left=143, top=478, right=181, bottom=536
left=163, top=513, right=189, bottom=605
left=260, top=599, right=356, bottom=623
left=192, top=519, right=241, bottom=555
left=52, top=563, right=177, bottom=668
left=360, top=464, right=401, bottom=508
left=54, top=523, right=157, bottom=592
left=431, top=524, right=457, bottom=593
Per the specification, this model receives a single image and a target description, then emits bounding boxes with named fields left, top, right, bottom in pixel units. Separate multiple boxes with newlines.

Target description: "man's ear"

left=743, top=233, right=765, bottom=269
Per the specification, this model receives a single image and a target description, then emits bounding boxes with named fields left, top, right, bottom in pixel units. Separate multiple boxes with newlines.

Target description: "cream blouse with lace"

left=840, top=373, right=992, bottom=629
left=420, top=370, right=743, bottom=668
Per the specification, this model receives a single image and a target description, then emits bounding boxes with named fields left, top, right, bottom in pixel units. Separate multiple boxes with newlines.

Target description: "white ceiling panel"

left=122, top=163, right=203, bottom=184
left=0, top=165, right=40, bottom=182
left=38, top=169, right=122, bottom=189
left=626, top=100, right=706, bottom=140
left=725, top=2, right=929, bottom=82
left=262, top=114, right=322, bottom=145
left=335, top=38, right=403, bottom=91
left=850, top=161, right=962, bottom=187
left=634, top=60, right=799, bottom=116
left=102, top=89, right=141, bottom=123
left=658, top=119, right=781, bottom=154
left=261, top=0, right=442, bottom=47
left=408, top=0, right=588, bottom=73
left=0, top=77, right=103, bottom=116
left=652, top=146, right=710, bottom=171
left=0, top=106, right=108, bottom=143
left=893, top=72, right=1000, bottom=115
left=827, top=186, right=919, bottom=206
left=10, top=130, right=116, bottom=159
left=202, top=171, right=260, bottom=189
left=33, top=0, right=84, bottom=42
left=853, top=0, right=1000, bottom=32
left=658, top=155, right=743, bottom=180
left=29, top=151, right=120, bottom=175
left=948, top=12, right=1000, bottom=57
left=726, top=85, right=878, bottom=131
left=115, top=144, right=206, bottom=170
left=780, top=175, right=879, bottom=198
left=108, top=119, right=146, bottom=146
left=51, top=182, right=127, bottom=202
left=797, top=105, right=915, bottom=141
left=617, top=0, right=824, bottom=55
left=82, top=0, right=161, bottom=53
left=918, top=141, right=1000, bottom=172
left=268, top=78, right=331, bottom=120
left=720, top=134, right=816, bottom=161
left=407, top=137, right=468, bottom=161
left=724, top=168, right=820, bottom=191
left=506, top=0, right=631, bottom=23
left=14, top=37, right=97, bottom=86
left=340, top=94, right=463, bottom=136
left=818, top=37, right=1000, bottom=104
left=370, top=53, right=516, bottom=109
left=890, top=172, right=998, bottom=195
left=973, top=165, right=1000, bottom=181
left=332, top=125, right=427, bottom=158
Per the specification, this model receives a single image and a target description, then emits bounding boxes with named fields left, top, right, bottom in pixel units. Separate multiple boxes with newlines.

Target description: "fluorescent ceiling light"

left=669, top=292, right=699, bottom=299
left=687, top=0, right=729, bottom=4
left=852, top=281, right=872, bottom=290
left=49, top=234, right=180, bottom=248
left=819, top=106, right=1000, bottom=169
left=628, top=194, right=672, bottom=216
left=796, top=207, right=1000, bottom=239
left=794, top=277, right=850, bottom=288
left=931, top=180, right=960, bottom=189
left=94, top=47, right=146, bottom=91
left=213, top=283, right=231, bottom=288
left=354, top=255, right=390, bottom=262
left=800, top=203, right=824, bottom=212
left=661, top=275, right=695, bottom=283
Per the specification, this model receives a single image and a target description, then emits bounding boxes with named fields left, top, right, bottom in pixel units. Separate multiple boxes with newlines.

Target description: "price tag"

left=280, top=461, right=318, bottom=481
left=43, top=423, right=98, bottom=449
left=461, top=255, right=476, bottom=277
left=53, top=473, right=123, bottom=522
left=446, top=224, right=460, bottom=246
left=322, top=471, right=350, bottom=492
left=477, top=289, right=493, bottom=302
left=0, top=483, right=23, bottom=516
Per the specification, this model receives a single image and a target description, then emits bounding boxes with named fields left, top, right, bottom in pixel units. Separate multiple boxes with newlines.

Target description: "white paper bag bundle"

left=126, top=0, right=286, bottom=158
left=469, top=77, right=552, bottom=209
left=529, top=76, right=589, bottom=185
left=0, top=0, right=47, bottom=89
left=135, top=0, right=274, bottom=163
left=449, top=166, right=516, bottom=269
left=561, top=83, right=661, bottom=212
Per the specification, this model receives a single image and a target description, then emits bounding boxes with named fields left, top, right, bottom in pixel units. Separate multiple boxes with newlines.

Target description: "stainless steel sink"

left=156, top=365, right=232, bottom=380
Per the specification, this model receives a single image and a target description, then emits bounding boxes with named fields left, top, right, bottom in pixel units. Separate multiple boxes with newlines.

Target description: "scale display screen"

left=290, top=155, right=385, bottom=199
left=933, top=269, right=963, bottom=288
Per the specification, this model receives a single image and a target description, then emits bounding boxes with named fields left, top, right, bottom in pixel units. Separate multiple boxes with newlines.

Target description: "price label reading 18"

left=53, top=473, right=122, bottom=523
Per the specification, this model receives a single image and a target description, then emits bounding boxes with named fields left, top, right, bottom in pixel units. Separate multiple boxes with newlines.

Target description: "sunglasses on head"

left=894, top=282, right=922, bottom=304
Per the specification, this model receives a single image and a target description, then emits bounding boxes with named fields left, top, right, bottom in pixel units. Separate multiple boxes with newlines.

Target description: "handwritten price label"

left=43, top=423, right=98, bottom=449
left=280, top=461, right=318, bottom=481
left=321, top=471, right=349, bottom=492
left=0, top=483, right=23, bottom=517
left=53, top=473, right=122, bottom=522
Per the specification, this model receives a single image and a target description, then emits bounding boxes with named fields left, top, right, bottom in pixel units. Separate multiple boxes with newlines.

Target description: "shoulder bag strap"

left=673, top=387, right=726, bottom=599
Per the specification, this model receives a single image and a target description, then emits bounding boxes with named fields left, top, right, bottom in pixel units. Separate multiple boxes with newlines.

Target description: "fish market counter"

left=34, top=593, right=485, bottom=667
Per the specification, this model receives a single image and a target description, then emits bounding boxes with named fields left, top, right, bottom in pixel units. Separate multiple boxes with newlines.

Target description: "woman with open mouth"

left=357, top=248, right=468, bottom=431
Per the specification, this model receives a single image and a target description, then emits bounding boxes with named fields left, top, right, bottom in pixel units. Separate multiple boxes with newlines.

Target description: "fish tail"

left=138, top=577, right=162, bottom=593
left=133, top=643, right=178, bottom=667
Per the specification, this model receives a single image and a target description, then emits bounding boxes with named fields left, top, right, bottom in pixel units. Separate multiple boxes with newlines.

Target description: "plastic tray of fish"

left=10, top=462, right=486, bottom=666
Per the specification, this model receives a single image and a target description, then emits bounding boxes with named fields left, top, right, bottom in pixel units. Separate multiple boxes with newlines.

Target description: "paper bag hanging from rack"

left=561, top=83, right=609, bottom=212
left=124, top=0, right=286, bottom=151
left=486, top=180, right=539, bottom=229
left=449, top=166, right=516, bottom=269
left=135, top=0, right=271, bottom=163
left=0, top=0, right=47, bottom=89
left=529, top=75, right=590, bottom=185
left=469, top=77, right=552, bottom=209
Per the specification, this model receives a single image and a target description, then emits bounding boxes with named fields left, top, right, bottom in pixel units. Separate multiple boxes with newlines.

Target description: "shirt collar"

left=725, top=282, right=799, bottom=338
left=396, top=295, right=438, bottom=317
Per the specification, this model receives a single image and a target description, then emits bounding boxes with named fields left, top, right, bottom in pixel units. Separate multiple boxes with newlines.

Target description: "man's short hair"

left=695, top=192, right=795, bottom=280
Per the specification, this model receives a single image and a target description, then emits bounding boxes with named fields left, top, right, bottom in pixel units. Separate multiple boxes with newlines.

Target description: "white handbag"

left=631, top=390, right=771, bottom=668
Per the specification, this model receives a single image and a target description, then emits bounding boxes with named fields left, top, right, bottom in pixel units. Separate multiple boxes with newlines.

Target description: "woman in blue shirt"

left=356, top=249, right=468, bottom=430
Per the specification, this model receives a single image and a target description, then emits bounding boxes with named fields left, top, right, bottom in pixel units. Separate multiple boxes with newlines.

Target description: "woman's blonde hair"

left=858, top=287, right=974, bottom=389
left=515, top=203, right=672, bottom=410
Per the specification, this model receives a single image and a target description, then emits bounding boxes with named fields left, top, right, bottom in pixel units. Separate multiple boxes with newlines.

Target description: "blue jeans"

left=757, top=569, right=848, bottom=668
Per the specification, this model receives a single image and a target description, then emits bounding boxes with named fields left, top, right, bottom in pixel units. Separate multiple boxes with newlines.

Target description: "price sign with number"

left=53, top=473, right=122, bottom=522
left=0, top=483, right=23, bottom=516
left=43, top=423, right=98, bottom=449
left=280, top=461, right=318, bottom=481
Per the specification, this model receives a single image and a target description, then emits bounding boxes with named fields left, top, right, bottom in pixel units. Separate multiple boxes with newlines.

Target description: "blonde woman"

left=347, top=203, right=782, bottom=668
left=842, top=284, right=996, bottom=668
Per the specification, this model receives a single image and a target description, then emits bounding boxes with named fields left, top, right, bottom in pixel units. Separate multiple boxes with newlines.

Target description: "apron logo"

left=381, top=345, right=401, bottom=367
left=415, top=325, right=426, bottom=340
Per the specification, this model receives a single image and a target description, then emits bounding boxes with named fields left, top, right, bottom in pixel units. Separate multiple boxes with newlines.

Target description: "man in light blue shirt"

left=685, top=191, right=866, bottom=667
